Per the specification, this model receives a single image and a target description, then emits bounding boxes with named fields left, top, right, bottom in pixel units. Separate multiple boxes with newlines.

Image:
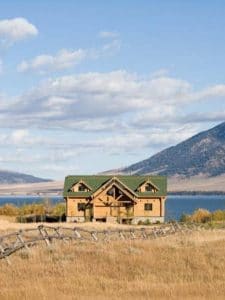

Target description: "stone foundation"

left=66, top=216, right=85, bottom=223
left=131, top=216, right=164, bottom=224
left=67, top=216, right=164, bottom=224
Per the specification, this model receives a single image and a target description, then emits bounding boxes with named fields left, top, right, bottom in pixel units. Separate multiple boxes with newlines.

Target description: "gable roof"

left=70, top=180, right=92, bottom=191
left=137, top=179, right=159, bottom=191
left=93, top=176, right=137, bottom=196
left=63, top=175, right=167, bottom=198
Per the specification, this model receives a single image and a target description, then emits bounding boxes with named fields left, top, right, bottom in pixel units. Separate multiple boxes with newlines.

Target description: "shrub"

left=0, top=204, right=19, bottom=216
left=211, top=210, right=225, bottom=221
left=137, top=220, right=144, bottom=225
left=180, top=213, right=191, bottom=223
left=190, top=209, right=211, bottom=223
left=19, top=203, right=46, bottom=216
left=52, top=203, right=66, bottom=216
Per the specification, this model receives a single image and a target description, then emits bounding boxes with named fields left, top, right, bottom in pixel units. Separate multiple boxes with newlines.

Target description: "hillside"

left=0, top=170, right=51, bottom=184
left=106, top=122, right=225, bottom=178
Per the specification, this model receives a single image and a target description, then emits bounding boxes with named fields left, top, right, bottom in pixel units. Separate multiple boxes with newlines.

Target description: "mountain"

left=105, top=122, right=225, bottom=178
left=0, top=170, right=51, bottom=184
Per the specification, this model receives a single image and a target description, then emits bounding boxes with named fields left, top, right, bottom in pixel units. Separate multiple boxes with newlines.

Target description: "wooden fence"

left=0, top=223, right=201, bottom=264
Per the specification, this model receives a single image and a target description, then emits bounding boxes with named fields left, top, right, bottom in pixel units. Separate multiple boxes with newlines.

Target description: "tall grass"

left=1, top=230, right=225, bottom=299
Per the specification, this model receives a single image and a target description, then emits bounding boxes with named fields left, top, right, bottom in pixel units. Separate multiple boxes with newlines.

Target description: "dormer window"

left=70, top=180, right=92, bottom=192
left=137, top=180, right=159, bottom=193
left=145, top=184, right=154, bottom=192
left=78, top=184, right=86, bottom=192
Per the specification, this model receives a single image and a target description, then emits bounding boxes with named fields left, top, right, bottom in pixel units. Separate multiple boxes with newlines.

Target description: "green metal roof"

left=63, top=175, right=167, bottom=198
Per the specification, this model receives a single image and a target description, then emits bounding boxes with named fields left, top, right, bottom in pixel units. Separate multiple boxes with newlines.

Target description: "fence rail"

left=0, top=223, right=202, bottom=264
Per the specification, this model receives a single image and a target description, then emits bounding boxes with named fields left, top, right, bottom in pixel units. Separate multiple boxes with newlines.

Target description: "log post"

left=0, top=243, right=11, bottom=265
left=17, top=231, right=30, bottom=251
left=38, top=225, right=51, bottom=246
left=91, top=231, right=98, bottom=241
left=73, top=228, right=81, bottom=239
left=141, top=228, right=147, bottom=239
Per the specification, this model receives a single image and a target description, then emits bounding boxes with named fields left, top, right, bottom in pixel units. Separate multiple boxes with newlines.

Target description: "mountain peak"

left=107, top=121, right=225, bottom=178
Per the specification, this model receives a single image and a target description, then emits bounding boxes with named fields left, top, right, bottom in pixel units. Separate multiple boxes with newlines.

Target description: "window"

left=145, top=184, right=153, bottom=192
left=78, top=184, right=86, bottom=192
left=107, top=187, right=114, bottom=196
left=144, top=203, right=152, bottom=211
left=78, top=203, right=86, bottom=211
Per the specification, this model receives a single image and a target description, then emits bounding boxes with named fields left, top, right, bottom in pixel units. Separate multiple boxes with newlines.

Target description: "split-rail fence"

left=0, top=223, right=203, bottom=264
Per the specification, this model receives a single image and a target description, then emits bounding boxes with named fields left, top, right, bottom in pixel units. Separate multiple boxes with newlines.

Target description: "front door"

left=84, top=203, right=93, bottom=221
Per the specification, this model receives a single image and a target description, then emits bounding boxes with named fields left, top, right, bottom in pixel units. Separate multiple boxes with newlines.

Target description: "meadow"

left=1, top=228, right=225, bottom=299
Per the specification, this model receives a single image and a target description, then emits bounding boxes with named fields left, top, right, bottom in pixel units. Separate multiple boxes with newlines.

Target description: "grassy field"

left=1, top=228, right=225, bottom=299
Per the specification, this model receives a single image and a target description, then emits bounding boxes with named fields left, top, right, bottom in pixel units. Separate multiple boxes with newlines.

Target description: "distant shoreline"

left=0, top=191, right=225, bottom=197
left=168, top=191, right=225, bottom=196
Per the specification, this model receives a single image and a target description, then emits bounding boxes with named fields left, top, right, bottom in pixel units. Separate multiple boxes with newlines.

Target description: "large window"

left=144, top=203, right=153, bottom=211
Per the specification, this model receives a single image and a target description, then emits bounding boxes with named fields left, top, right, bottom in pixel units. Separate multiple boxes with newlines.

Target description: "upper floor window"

left=145, top=184, right=154, bottom=192
left=137, top=180, right=158, bottom=193
left=78, top=184, right=86, bottom=192
left=70, top=181, right=92, bottom=192
left=144, top=203, right=153, bottom=211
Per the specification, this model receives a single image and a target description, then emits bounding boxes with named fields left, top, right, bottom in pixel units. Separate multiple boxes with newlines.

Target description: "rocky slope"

left=106, top=122, right=225, bottom=178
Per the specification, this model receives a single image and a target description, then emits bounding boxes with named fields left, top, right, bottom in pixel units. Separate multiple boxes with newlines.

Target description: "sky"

left=0, top=0, right=225, bottom=179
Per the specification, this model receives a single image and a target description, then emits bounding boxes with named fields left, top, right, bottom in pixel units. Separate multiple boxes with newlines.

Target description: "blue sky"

left=0, top=0, right=225, bottom=179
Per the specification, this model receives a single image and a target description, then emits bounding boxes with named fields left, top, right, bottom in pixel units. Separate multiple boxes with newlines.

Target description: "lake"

left=1, top=195, right=225, bottom=221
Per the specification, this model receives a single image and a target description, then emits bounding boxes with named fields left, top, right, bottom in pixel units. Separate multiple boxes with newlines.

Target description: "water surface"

left=1, top=194, right=225, bottom=221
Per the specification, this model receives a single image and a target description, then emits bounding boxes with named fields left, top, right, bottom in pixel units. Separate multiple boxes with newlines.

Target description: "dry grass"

left=1, top=230, right=225, bottom=299
left=0, top=216, right=147, bottom=233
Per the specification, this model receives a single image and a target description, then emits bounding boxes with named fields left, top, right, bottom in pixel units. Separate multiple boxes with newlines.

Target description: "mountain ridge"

left=104, top=121, right=225, bottom=178
left=0, top=170, right=51, bottom=184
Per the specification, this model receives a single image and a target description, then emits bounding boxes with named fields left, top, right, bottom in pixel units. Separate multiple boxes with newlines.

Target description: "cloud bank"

left=0, top=17, right=38, bottom=45
left=1, top=70, right=225, bottom=132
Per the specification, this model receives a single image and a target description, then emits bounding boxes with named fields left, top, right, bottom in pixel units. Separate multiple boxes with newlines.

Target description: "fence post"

left=141, top=228, right=147, bottom=239
left=38, top=225, right=51, bottom=246
left=152, top=227, right=158, bottom=238
left=0, top=243, right=11, bottom=265
left=119, top=231, right=125, bottom=240
left=73, top=228, right=81, bottom=239
left=17, top=230, right=30, bottom=251
left=130, top=230, right=136, bottom=239
left=91, top=231, right=98, bottom=241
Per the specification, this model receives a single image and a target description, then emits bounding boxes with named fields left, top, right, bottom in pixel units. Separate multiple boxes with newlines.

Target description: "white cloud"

left=0, top=59, right=3, bottom=74
left=98, top=31, right=119, bottom=39
left=0, top=17, right=38, bottom=45
left=10, top=129, right=29, bottom=144
left=18, top=30, right=121, bottom=73
left=151, top=68, right=169, bottom=78
left=1, top=71, right=225, bottom=135
left=18, top=49, right=86, bottom=73
left=187, top=84, right=225, bottom=101
left=101, top=39, right=121, bottom=55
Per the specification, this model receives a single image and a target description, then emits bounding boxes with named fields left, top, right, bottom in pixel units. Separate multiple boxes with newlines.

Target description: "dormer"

left=136, top=180, right=159, bottom=193
left=70, top=180, right=92, bottom=192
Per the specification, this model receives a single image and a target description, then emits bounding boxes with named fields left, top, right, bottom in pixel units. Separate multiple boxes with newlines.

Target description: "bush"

left=180, top=213, right=191, bottom=223
left=19, top=203, right=46, bottom=216
left=52, top=203, right=66, bottom=216
left=211, top=210, right=225, bottom=221
left=190, top=209, right=211, bottom=223
left=0, top=204, right=19, bottom=216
